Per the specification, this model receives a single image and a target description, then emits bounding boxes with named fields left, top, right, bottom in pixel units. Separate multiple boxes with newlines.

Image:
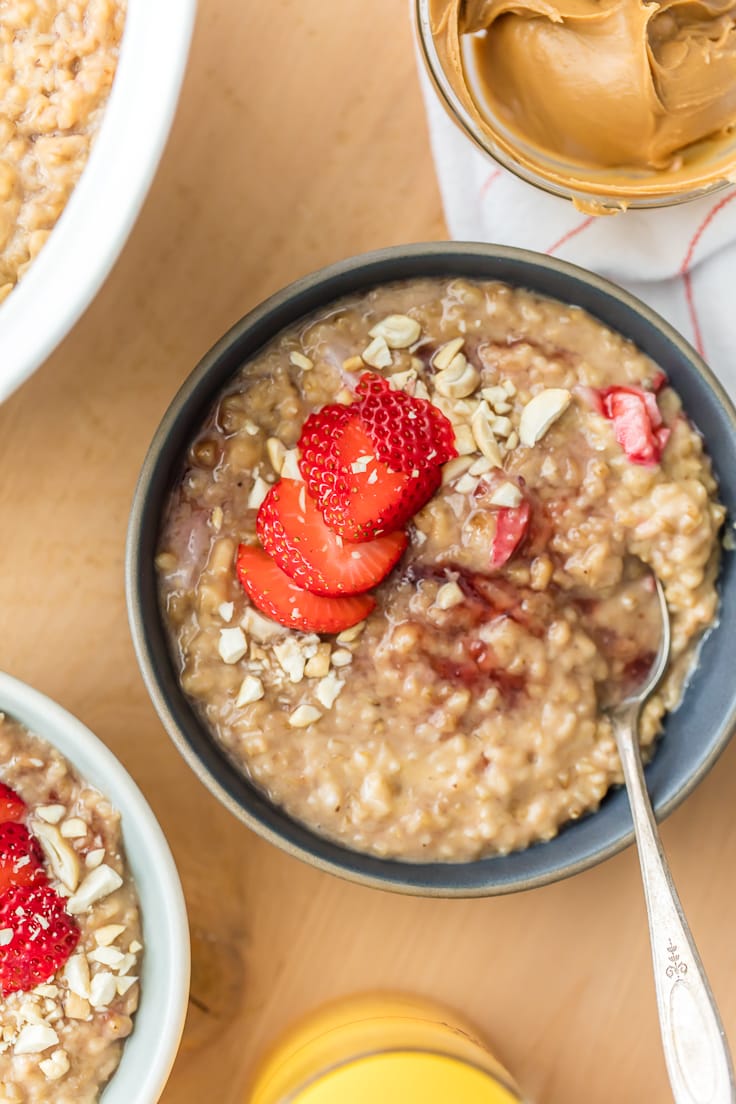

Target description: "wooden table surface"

left=2, top=2, right=735, bottom=1101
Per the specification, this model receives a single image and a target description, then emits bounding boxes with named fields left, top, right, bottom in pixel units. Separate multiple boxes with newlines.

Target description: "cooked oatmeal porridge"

left=157, top=278, right=725, bottom=862
left=0, top=0, right=126, bottom=303
left=0, top=715, right=142, bottom=1103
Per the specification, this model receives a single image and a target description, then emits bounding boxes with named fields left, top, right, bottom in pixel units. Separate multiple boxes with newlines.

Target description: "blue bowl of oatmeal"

left=126, top=243, right=736, bottom=896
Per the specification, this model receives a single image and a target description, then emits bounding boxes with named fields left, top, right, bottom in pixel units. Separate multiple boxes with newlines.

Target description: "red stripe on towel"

left=479, top=168, right=503, bottom=199
left=678, top=189, right=736, bottom=359
left=679, top=190, right=736, bottom=276
left=545, top=216, right=596, bottom=255
left=682, top=270, right=705, bottom=357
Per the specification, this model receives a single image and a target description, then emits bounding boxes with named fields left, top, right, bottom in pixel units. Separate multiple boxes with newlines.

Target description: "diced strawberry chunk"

left=257, top=479, right=408, bottom=596
left=491, top=502, right=531, bottom=568
left=0, top=783, right=26, bottom=825
left=577, top=376, right=669, bottom=461
left=600, top=386, right=669, bottom=466
left=0, top=883, right=80, bottom=996
left=236, top=543, right=375, bottom=633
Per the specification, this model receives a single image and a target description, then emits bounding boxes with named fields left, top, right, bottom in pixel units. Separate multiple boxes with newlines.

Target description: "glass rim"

left=413, top=0, right=734, bottom=212
left=277, top=1046, right=524, bottom=1103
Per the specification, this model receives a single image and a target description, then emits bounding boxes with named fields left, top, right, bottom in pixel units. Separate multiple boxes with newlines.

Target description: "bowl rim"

left=126, top=242, right=736, bottom=897
left=0, top=671, right=190, bottom=1103
left=0, top=0, right=197, bottom=405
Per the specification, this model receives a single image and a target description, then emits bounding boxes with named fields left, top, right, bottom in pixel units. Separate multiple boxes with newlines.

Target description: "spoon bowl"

left=608, top=575, right=672, bottom=715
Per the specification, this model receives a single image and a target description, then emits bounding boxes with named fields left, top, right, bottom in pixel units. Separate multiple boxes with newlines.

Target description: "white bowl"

left=0, top=672, right=190, bottom=1103
left=0, top=0, right=197, bottom=405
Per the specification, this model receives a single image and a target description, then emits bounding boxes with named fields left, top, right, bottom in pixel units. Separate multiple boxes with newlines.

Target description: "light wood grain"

left=1, top=2, right=734, bottom=1101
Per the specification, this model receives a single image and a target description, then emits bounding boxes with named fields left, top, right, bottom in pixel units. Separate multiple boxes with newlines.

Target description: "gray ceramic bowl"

left=126, top=243, right=736, bottom=897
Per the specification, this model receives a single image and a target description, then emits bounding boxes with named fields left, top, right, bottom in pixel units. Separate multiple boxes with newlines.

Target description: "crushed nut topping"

left=470, top=404, right=503, bottom=465
left=31, top=821, right=80, bottom=893
left=236, top=674, right=265, bottom=706
left=34, top=806, right=65, bottom=825
left=435, top=581, right=464, bottom=610
left=432, top=336, right=465, bottom=371
left=361, top=335, right=392, bottom=369
left=315, top=672, right=344, bottom=710
left=248, top=475, right=270, bottom=510
left=288, top=705, right=322, bottom=728
left=434, top=354, right=480, bottom=399
left=488, top=482, right=523, bottom=508
left=266, top=437, right=286, bottom=474
left=67, top=865, right=123, bottom=915
left=280, top=449, right=301, bottom=481
left=289, top=351, right=313, bottom=371
left=368, top=314, right=421, bottom=349
left=218, top=627, right=248, bottom=664
left=519, top=388, right=572, bottom=446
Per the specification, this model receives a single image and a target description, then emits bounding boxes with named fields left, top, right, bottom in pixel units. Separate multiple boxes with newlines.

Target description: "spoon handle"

left=613, top=709, right=735, bottom=1104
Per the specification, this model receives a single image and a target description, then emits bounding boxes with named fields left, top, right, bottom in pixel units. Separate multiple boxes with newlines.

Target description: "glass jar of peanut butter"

left=248, top=993, right=525, bottom=1103
left=416, top=0, right=736, bottom=212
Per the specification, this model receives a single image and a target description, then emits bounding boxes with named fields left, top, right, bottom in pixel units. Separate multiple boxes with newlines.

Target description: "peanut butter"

left=428, top=0, right=736, bottom=204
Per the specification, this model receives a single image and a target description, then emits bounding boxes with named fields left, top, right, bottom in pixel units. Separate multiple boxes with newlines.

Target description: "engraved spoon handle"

left=613, top=707, right=735, bottom=1104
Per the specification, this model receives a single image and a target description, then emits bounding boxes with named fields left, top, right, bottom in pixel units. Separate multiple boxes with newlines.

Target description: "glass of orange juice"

left=248, top=993, right=525, bottom=1104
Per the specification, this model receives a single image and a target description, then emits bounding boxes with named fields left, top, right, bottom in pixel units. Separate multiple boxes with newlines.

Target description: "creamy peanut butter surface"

left=429, top=0, right=736, bottom=200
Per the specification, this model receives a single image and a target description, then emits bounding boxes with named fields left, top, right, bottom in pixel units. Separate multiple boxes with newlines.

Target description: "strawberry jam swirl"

left=157, top=278, right=725, bottom=862
left=0, top=716, right=142, bottom=1103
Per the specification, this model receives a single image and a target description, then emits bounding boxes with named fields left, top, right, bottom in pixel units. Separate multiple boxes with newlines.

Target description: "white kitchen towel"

left=420, top=74, right=736, bottom=398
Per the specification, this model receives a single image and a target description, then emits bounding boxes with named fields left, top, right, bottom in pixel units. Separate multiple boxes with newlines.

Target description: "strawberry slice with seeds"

left=0, top=823, right=46, bottom=896
left=491, top=501, right=531, bottom=568
left=236, top=543, right=375, bottom=633
left=599, top=386, right=670, bottom=466
left=0, top=783, right=26, bottom=825
left=257, top=479, right=408, bottom=596
left=300, top=411, right=442, bottom=541
left=353, top=373, right=457, bottom=471
left=0, top=882, right=80, bottom=996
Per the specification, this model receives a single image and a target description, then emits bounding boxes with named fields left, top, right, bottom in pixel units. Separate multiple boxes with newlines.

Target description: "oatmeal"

left=0, top=715, right=142, bottom=1103
left=157, top=278, right=725, bottom=862
left=0, top=0, right=126, bottom=303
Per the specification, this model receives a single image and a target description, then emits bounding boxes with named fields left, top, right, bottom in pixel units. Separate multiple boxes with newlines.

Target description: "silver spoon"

left=609, top=575, right=735, bottom=1103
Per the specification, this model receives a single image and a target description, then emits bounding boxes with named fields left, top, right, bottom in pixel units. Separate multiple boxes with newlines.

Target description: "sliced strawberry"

left=0, top=882, right=80, bottom=996
left=298, top=373, right=454, bottom=541
left=352, top=372, right=457, bottom=472
left=298, top=401, right=354, bottom=502
left=257, top=479, right=408, bottom=596
left=0, top=823, right=46, bottom=896
left=300, top=413, right=442, bottom=541
left=236, top=543, right=375, bottom=633
left=491, top=501, right=531, bottom=568
left=0, top=783, right=26, bottom=825
left=600, top=386, right=669, bottom=466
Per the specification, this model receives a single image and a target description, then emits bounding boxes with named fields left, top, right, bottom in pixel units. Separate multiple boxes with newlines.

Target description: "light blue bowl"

left=0, top=672, right=190, bottom=1102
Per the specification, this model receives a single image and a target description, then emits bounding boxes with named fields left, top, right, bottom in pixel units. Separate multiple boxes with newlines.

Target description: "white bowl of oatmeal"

left=0, top=672, right=189, bottom=1102
left=127, top=244, right=736, bottom=896
left=0, top=0, right=197, bottom=404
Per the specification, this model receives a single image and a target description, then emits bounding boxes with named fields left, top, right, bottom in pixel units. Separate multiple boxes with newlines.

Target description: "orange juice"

left=248, top=993, right=524, bottom=1104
